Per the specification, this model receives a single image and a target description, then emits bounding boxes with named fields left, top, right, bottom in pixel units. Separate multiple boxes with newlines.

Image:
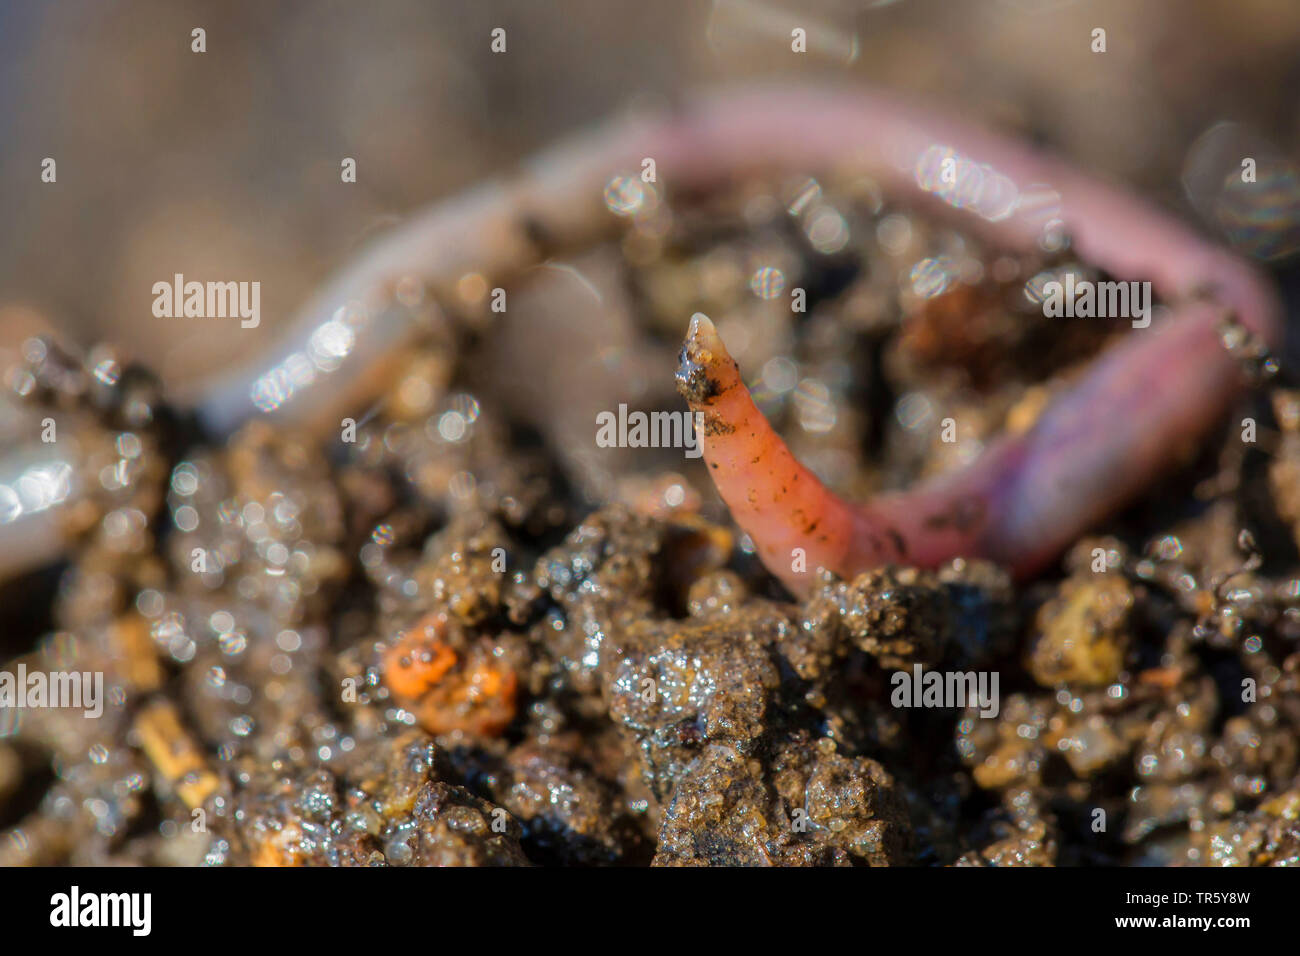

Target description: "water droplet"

left=749, top=266, right=786, bottom=300
left=909, top=257, right=954, bottom=298
left=603, top=175, right=645, bottom=216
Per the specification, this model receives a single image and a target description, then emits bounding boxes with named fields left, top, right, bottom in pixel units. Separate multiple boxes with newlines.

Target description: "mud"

left=2, top=171, right=1297, bottom=867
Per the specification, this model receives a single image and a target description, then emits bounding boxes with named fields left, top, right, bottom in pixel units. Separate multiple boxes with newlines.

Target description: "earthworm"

left=202, top=83, right=1277, bottom=594
left=2, top=85, right=1282, bottom=586
left=658, top=91, right=1281, bottom=596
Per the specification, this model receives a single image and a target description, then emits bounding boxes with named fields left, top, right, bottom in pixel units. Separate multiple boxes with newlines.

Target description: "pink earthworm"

left=196, top=83, right=1277, bottom=594
left=660, top=89, right=1281, bottom=595
left=1, top=85, right=1281, bottom=586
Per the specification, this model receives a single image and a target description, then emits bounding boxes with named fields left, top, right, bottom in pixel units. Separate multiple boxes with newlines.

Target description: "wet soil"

left=2, top=171, right=1298, bottom=867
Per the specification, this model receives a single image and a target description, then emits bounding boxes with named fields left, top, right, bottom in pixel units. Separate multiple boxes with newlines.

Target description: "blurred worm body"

left=195, top=84, right=1279, bottom=436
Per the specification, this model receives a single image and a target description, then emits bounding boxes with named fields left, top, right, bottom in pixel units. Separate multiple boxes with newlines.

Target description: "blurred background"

left=2, top=0, right=1300, bottom=394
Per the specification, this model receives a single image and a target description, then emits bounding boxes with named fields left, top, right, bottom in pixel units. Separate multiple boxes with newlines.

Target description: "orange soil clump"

left=382, top=612, right=517, bottom=737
